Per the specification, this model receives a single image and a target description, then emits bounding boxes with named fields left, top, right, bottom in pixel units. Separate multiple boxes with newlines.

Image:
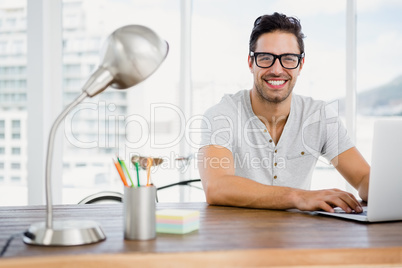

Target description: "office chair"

left=78, top=179, right=202, bottom=204
left=78, top=191, right=123, bottom=204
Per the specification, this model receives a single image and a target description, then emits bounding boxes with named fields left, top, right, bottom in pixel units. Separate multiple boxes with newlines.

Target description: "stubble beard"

left=254, top=79, right=294, bottom=104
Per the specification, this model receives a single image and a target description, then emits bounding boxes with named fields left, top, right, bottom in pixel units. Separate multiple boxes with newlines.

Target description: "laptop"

left=315, top=119, right=402, bottom=222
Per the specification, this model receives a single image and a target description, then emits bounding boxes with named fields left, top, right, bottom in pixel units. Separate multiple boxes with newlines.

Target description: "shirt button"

left=274, top=149, right=277, bottom=153
left=274, top=163, right=277, bottom=166
left=269, top=139, right=273, bottom=143
left=264, top=129, right=267, bottom=133
left=301, top=151, right=305, bottom=155
left=274, top=175, right=277, bottom=179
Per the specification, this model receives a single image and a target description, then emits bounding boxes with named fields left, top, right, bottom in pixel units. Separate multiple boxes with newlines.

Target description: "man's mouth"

left=267, top=80, right=286, bottom=86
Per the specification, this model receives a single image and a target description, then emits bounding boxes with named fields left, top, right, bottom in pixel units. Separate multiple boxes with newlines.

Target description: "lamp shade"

left=83, top=25, right=169, bottom=97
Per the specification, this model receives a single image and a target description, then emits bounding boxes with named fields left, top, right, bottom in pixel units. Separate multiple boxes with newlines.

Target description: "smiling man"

left=198, top=13, right=370, bottom=213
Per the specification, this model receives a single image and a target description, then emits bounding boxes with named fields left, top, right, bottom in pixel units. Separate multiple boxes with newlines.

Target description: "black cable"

left=0, top=232, right=23, bottom=258
left=156, top=179, right=201, bottom=191
left=188, top=184, right=204, bottom=191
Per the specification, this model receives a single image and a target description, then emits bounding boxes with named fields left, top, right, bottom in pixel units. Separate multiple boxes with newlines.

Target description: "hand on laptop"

left=294, top=188, right=363, bottom=213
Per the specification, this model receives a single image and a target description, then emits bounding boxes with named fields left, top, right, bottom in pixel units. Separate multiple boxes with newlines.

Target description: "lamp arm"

left=45, top=91, right=88, bottom=228
left=45, top=67, right=114, bottom=229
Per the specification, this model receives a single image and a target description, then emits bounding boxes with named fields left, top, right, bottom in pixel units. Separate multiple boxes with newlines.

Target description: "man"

left=198, top=13, right=370, bottom=213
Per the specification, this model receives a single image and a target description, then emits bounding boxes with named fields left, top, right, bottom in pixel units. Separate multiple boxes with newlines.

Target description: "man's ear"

left=298, top=57, right=305, bottom=73
left=248, top=55, right=254, bottom=73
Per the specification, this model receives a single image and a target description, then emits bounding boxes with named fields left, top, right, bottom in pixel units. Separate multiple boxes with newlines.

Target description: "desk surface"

left=1, top=202, right=402, bottom=267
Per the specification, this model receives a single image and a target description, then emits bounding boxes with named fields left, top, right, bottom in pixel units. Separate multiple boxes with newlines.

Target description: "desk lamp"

left=23, top=25, right=169, bottom=246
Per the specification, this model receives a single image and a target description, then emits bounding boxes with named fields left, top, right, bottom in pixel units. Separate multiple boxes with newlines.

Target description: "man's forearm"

left=357, top=174, right=369, bottom=202
left=203, top=174, right=363, bottom=213
left=204, top=174, right=298, bottom=209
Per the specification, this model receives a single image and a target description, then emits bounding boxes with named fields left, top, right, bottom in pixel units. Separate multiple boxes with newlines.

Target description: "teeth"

left=267, top=80, right=285, bottom=86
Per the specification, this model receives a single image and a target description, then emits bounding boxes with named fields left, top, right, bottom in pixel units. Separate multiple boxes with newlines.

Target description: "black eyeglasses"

left=250, top=52, right=305, bottom=69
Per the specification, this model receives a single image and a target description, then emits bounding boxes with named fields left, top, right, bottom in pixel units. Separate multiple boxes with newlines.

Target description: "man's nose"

left=269, top=58, right=283, bottom=74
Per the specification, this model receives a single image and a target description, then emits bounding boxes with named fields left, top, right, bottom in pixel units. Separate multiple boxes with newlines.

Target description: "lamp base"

left=23, top=220, right=106, bottom=246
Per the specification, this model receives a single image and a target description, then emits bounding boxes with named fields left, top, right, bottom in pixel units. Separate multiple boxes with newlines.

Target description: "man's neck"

left=249, top=89, right=291, bottom=144
left=250, top=90, right=291, bottom=126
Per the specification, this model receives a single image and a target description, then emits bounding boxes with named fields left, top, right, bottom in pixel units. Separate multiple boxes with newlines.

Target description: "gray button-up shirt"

left=199, top=90, right=354, bottom=190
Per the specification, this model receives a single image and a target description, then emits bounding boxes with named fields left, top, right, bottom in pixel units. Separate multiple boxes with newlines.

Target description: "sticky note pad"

left=156, top=209, right=200, bottom=234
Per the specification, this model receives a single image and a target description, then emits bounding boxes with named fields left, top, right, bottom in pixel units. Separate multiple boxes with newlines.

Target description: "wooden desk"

left=1, top=202, right=402, bottom=267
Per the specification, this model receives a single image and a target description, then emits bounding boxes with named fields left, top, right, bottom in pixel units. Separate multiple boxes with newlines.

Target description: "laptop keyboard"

left=333, top=206, right=368, bottom=216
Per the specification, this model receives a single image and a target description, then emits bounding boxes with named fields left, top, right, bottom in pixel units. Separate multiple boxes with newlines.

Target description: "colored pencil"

left=118, top=157, right=134, bottom=187
left=134, top=162, right=140, bottom=187
left=146, top=157, right=153, bottom=186
left=113, top=158, right=129, bottom=187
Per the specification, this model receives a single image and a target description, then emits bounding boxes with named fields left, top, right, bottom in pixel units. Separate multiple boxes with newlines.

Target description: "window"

left=0, top=41, right=7, bottom=54
left=356, top=1, right=402, bottom=164
left=12, top=147, right=21, bottom=155
left=0, top=1, right=27, bottom=206
left=11, top=40, right=24, bottom=55
left=0, top=119, right=4, bottom=139
left=63, top=64, right=81, bottom=74
left=2, top=0, right=400, bottom=206
left=11, top=163, right=21, bottom=169
left=12, top=120, right=20, bottom=128
left=63, top=78, right=81, bottom=88
left=11, top=176, right=21, bottom=182
left=6, top=18, right=16, bottom=27
left=17, top=80, right=26, bottom=89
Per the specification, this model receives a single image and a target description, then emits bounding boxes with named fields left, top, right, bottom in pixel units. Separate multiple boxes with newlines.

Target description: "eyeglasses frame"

left=250, top=51, right=305, bottom=69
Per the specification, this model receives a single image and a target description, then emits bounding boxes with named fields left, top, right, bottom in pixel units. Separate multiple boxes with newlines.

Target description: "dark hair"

left=249, top=13, right=305, bottom=56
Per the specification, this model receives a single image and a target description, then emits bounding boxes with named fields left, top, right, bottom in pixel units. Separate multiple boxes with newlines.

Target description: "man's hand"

left=293, top=188, right=363, bottom=213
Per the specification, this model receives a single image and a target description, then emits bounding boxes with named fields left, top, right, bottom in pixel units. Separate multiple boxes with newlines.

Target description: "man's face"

left=248, top=31, right=304, bottom=104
